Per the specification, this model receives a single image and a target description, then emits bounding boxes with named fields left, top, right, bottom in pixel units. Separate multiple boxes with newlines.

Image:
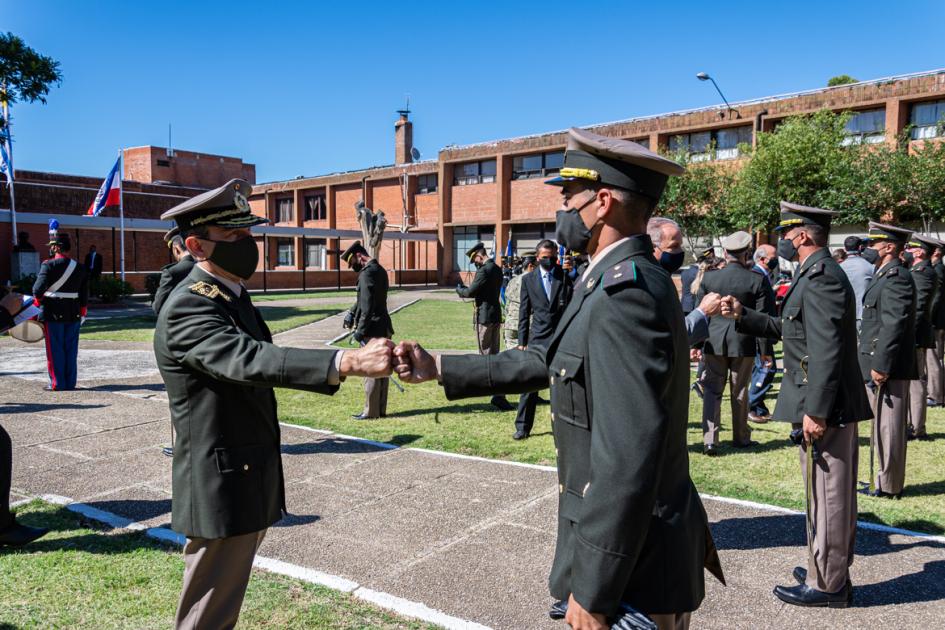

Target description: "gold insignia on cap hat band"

left=190, top=208, right=250, bottom=226
left=778, top=218, right=805, bottom=227
left=559, top=167, right=601, bottom=181
left=908, top=241, right=923, bottom=248
left=869, top=233, right=890, bottom=240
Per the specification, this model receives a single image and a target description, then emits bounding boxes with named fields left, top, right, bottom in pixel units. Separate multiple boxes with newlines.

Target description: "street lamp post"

left=696, top=72, right=740, bottom=119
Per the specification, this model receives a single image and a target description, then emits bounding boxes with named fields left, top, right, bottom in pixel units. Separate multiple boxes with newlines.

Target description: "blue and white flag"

left=0, top=101, right=12, bottom=187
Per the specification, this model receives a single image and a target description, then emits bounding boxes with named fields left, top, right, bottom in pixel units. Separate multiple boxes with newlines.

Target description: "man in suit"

left=839, top=236, right=873, bottom=332
left=457, top=242, right=513, bottom=411
left=747, top=244, right=779, bottom=423
left=84, top=244, right=104, bottom=294
left=33, top=227, right=89, bottom=391
left=513, top=240, right=572, bottom=439
left=504, top=254, right=535, bottom=350
left=342, top=241, right=394, bottom=420
left=928, top=245, right=945, bottom=407
left=906, top=234, right=940, bottom=441
left=153, top=233, right=196, bottom=317
left=723, top=202, right=871, bottom=608
left=154, top=179, right=394, bottom=629
left=697, top=230, right=770, bottom=453
left=395, top=128, right=724, bottom=630
left=858, top=223, right=916, bottom=498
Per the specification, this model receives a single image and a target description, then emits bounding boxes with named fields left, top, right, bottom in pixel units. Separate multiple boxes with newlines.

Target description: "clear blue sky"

left=6, top=0, right=945, bottom=183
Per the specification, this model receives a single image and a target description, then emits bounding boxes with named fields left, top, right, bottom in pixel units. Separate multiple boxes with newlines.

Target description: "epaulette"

left=808, top=262, right=826, bottom=278
left=189, top=280, right=232, bottom=302
left=887, top=266, right=901, bottom=277
left=603, top=260, right=637, bottom=292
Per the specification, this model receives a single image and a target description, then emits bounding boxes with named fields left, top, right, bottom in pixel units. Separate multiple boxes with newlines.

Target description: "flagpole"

left=118, top=147, right=125, bottom=281
left=1, top=94, right=16, bottom=247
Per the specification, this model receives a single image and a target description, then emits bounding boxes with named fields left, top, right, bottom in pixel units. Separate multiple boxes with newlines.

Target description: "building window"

left=276, top=198, right=294, bottom=223
left=669, top=125, right=752, bottom=161
left=632, top=138, right=650, bottom=148
left=417, top=173, right=438, bottom=194
left=156, top=159, right=170, bottom=167
left=276, top=239, right=295, bottom=267
left=511, top=151, right=565, bottom=180
left=453, top=159, right=497, bottom=185
left=510, top=222, right=558, bottom=254
left=842, top=108, right=886, bottom=145
left=452, top=225, right=495, bottom=270
left=305, top=239, right=326, bottom=269
left=304, top=194, right=326, bottom=221
left=910, top=100, right=945, bottom=140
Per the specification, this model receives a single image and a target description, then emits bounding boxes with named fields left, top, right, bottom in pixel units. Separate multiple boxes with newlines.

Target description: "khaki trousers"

left=866, top=380, right=909, bottom=495
left=175, top=529, right=267, bottom=630
left=799, top=422, right=858, bottom=593
left=476, top=323, right=501, bottom=355
left=700, top=355, right=754, bottom=446
left=650, top=612, right=691, bottom=630
left=927, top=330, right=945, bottom=405
left=362, top=376, right=389, bottom=418
left=909, top=348, right=929, bottom=436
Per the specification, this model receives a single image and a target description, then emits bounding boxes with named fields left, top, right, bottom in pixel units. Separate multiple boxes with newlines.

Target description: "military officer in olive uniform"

left=153, top=231, right=196, bottom=317
left=696, top=230, right=771, bottom=453
left=928, top=245, right=945, bottom=407
left=395, top=128, right=725, bottom=630
left=154, top=179, right=393, bottom=630
left=905, top=234, right=940, bottom=440
left=341, top=240, right=394, bottom=419
left=722, top=202, right=871, bottom=608
left=457, top=242, right=513, bottom=411
left=858, top=223, right=917, bottom=498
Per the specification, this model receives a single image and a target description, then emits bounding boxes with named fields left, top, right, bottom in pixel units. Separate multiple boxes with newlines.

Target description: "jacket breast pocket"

left=862, top=297, right=878, bottom=322
left=550, top=350, right=590, bottom=429
left=782, top=306, right=805, bottom=340
left=215, top=444, right=265, bottom=476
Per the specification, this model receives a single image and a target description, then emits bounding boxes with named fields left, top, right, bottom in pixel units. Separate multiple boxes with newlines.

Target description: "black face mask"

left=860, top=247, right=880, bottom=266
left=902, top=251, right=915, bottom=267
left=554, top=195, right=598, bottom=254
left=538, top=257, right=557, bottom=271
left=351, top=260, right=364, bottom=273
left=658, top=250, right=685, bottom=273
left=777, top=236, right=799, bottom=262
left=765, top=256, right=779, bottom=271
left=204, top=235, right=259, bottom=280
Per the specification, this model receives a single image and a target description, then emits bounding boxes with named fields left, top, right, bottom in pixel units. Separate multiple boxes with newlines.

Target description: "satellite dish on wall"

left=410, top=147, right=422, bottom=162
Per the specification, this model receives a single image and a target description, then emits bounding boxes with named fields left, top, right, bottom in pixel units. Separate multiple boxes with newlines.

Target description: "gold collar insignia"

left=189, top=280, right=232, bottom=302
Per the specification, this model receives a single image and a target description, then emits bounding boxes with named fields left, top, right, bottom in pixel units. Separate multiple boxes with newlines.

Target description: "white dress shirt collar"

left=582, top=237, right=632, bottom=282
left=198, top=263, right=244, bottom=297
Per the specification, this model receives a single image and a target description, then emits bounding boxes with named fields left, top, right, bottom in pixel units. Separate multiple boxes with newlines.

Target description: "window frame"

left=303, top=193, right=327, bottom=221
left=511, top=151, right=566, bottom=180
left=275, top=238, right=295, bottom=267
left=417, top=173, right=438, bottom=194
left=453, top=159, right=498, bottom=186
left=276, top=197, right=294, bottom=224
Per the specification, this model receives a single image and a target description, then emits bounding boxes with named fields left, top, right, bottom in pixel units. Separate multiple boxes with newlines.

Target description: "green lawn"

left=254, top=289, right=391, bottom=302
left=389, top=300, right=481, bottom=351
left=82, top=304, right=350, bottom=342
left=0, top=501, right=434, bottom=629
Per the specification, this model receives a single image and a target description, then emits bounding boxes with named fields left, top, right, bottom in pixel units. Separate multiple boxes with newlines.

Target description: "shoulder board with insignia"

left=603, top=260, right=637, bottom=292
left=189, top=280, right=232, bottom=302
left=808, top=262, right=826, bottom=277
left=887, top=266, right=900, bottom=276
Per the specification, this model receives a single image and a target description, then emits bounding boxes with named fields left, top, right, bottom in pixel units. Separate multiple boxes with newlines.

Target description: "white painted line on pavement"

left=26, top=493, right=492, bottom=630
left=409, top=447, right=556, bottom=472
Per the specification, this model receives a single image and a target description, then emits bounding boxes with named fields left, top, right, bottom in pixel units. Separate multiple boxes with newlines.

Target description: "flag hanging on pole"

left=86, top=157, right=122, bottom=216
left=0, top=101, right=13, bottom=187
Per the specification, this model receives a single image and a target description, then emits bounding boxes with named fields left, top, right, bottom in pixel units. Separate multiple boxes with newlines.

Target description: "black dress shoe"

left=548, top=599, right=568, bottom=620
left=161, top=446, right=174, bottom=457
left=512, top=431, right=529, bottom=440
left=0, top=520, right=50, bottom=547
left=859, top=487, right=902, bottom=499
left=351, top=413, right=377, bottom=420
left=793, top=566, right=807, bottom=584
left=703, top=444, right=719, bottom=456
left=773, top=582, right=852, bottom=608
left=491, top=396, right=514, bottom=412
left=732, top=440, right=760, bottom=448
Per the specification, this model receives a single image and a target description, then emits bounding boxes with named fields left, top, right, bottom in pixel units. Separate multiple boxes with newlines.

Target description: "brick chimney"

left=395, top=109, right=413, bottom=164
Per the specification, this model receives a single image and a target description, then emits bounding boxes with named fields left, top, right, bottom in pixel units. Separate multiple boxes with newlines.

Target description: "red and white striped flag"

left=87, top=156, right=121, bottom=216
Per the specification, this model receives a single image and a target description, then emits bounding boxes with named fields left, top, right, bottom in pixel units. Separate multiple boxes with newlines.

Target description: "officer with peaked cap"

left=722, top=201, right=871, bottom=608
left=153, top=228, right=196, bottom=317
left=905, top=234, right=941, bottom=440
left=457, top=240, right=514, bottom=411
left=341, top=240, right=394, bottom=419
left=153, top=178, right=394, bottom=629
left=856, top=222, right=916, bottom=499
left=394, top=128, right=724, bottom=629
left=696, top=230, right=772, bottom=454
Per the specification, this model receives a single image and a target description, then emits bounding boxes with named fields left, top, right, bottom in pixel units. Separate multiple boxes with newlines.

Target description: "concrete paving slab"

left=0, top=347, right=158, bottom=382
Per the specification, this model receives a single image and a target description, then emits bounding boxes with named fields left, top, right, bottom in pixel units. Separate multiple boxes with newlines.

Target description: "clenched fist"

left=340, top=337, right=394, bottom=378
left=393, top=340, right=439, bottom=384
left=720, top=296, right=743, bottom=319
left=698, top=292, right=722, bottom=317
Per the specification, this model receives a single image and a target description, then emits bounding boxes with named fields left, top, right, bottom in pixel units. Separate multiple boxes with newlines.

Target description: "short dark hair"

left=181, top=226, right=209, bottom=241
left=844, top=236, right=862, bottom=253
left=536, top=239, right=557, bottom=256
left=803, top=225, right=829, bottom=247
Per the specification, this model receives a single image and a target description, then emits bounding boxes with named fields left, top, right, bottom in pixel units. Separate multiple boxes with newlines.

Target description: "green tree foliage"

left=0, top=32, right=62, bottom=129
left=827, top=75, right=858, bottom=87
left=905, top=138, right=945, bottom=229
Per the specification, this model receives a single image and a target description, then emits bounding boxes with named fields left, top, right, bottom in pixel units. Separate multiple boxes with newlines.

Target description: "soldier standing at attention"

left=928, top=244, right=945, bottom=407
left=722, top=202, right=871, bottom=608
left=33, top=224, right=89, bottom=391
left=341, top=241, right=394, bottom=420
left=504, top=253, right=536, bottom=350
left=153, top=231, right=196, bottom=317
left=395, top=128, right=725, bottom=630
left=905, top=234, right=940, bottom=441
left=154, top=179, right=393, bottom=629
left=857, top=223, right=916, bottom=498
left=457, top=242, right=514, bottom=411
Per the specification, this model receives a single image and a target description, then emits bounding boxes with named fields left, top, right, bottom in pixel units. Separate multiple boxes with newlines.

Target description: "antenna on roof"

left=396, top=95, right=411, bottom=118
left=167, top=123, right=174, bottom=158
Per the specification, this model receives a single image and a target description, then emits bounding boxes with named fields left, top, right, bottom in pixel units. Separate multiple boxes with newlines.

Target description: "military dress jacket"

left=457, top=258, right=503, bottom=325
left=696, top=263, right=771, bottom=357
left=931, top=261, right=945, bottom=331
left=737, top=249, right=871, bottom=426
left=152, top=256, right=196, bottom=316
left=33, top=255, right=89, bottom=322
left=154, top=266, right=340, bottom=539
left=859, top=260, right=917, bottom=382
left=911, top=260, right=939, bottom=348
left=441, top=236, right=723, bottom=617
left=350, top=259, right=393, bottom=340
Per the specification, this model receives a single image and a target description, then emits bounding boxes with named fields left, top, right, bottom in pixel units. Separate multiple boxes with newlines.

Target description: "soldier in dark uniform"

left=722, top=202, right=871, bottom=608
left=928, top=245, right=945, bottom=407
left=857, top=223, right=916, bottom=499
left=905, top=234, right=940, bottom=440
left=153, top=231, right=196, bottom=317
left=457, top=242, right=513, bottom=411
left=394, top=128, right=724, bottom=630
left=154, top=178, right=394, bottom=629
left=696, top=230, right=771, bottom=453
left=341, top=240, right=394, bottom=419
left=33, top=225, right=89, bottom=391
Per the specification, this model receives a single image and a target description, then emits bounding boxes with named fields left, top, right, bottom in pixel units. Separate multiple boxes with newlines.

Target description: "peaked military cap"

left=697, top=247, right=715, bottom=261
left=775, top=201, right=837, bottom=231
left=720, top=230, right=752, bottom=253
left=545, top=128, right=685, bottom=200
left=161, top=179, right=267, bottom=232
left=866, top=222, right=912, bottom=244
left=341, top=240, right=368, bottom=264
left=465, top=241, right=487, bottom=261
left=907, top=233, right=945, bottom=253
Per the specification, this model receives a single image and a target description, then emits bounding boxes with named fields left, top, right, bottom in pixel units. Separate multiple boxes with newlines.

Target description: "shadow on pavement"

left=84, top=382, right=167, bottom=393
left=710, top=514, right=807, bottom=550
left=282, top=439, right=396, bottom=456
left=274, top=513, right=321, bottom=528
left=853, top=560, right=945, bottom=606
left=84, top=498, right=172, bottom=523
left=0, top=402, right=108, bottom=414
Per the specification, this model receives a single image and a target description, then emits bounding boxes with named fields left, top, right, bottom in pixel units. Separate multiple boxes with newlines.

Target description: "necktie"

left=543, top=272, right=552, bottom=301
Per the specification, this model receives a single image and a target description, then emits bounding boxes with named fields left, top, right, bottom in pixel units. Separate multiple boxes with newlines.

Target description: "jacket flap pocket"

left=559, top=488, right=584, bottom=523
left=550, top=350, right=584, bottom=383
left=215, top=444, right=264, bottom=474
